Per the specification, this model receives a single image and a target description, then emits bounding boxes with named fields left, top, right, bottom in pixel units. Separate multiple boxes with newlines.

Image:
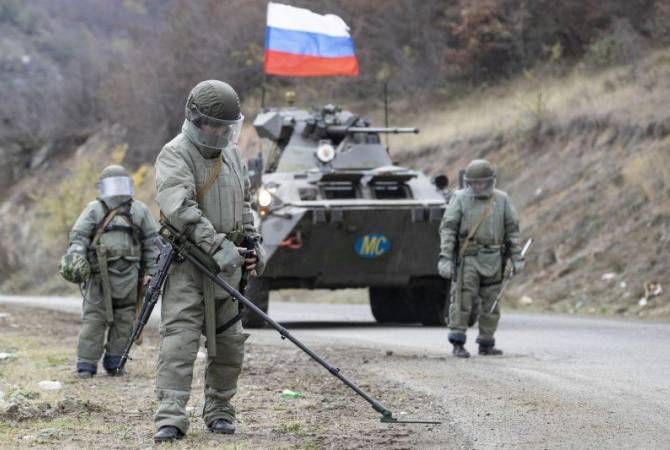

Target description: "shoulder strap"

left=116, top=201, right=144, bottom=243
left=90, top=206, right=123, bottom=248
left=459, top=195, right=494, bottom=260
left=99, top=198, right=110, bottom=214
left=196, top=157, right=223, bottom=204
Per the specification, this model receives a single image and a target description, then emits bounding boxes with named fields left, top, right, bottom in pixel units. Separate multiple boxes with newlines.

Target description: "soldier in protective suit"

left=60, top=165, right=160, bottom=377
left=438, top=159, right=524, bottom=358
left=152, top=80, right=266, bottom=442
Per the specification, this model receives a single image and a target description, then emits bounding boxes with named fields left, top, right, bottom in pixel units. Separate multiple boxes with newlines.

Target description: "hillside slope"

left=394, top=49, right=670, bottom=318
left=1, top=31, right=669, bottom=319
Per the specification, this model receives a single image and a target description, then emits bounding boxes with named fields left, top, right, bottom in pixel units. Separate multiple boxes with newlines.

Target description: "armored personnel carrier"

left=243, top=104, right=450, bottom=327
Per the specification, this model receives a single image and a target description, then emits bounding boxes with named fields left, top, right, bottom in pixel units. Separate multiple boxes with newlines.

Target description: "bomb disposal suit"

left=438, top=159, right=524, bottom=358
left=60, top=165, right=160, bottom=376
left=152, top=80, right=266, bottom=441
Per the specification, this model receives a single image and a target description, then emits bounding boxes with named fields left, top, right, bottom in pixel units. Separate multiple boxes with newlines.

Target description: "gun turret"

left=325, top=126, right=419, bottom=137
left=254, top=106, right=419, bottom=144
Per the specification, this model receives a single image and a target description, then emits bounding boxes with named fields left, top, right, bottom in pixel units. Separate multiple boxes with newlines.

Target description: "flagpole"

left=262, top=0, right=270, bottom=109
left=384, top=81, right=389, bottom=148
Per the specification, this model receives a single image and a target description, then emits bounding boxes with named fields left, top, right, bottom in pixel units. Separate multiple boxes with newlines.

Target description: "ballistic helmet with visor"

left=184, top=80, right=244, bottom=150
left=464, top=159, right=496, bottom=197
left=99, top=165, right=133, bottom=199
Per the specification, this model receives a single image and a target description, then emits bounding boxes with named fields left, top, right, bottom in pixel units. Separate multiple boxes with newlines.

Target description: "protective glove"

left=512, top=259, right=525, bottom=275
left=437, top=257, right=453, bottom=279
left=212, top=240, right=245, bottom=274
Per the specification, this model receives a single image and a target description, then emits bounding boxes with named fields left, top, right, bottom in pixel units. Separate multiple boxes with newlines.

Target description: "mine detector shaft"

left=489, top=238, right=533, bottom=313
left=119, top=221, right=440, bottom=424
left=244, top=104, right=451, bottom=327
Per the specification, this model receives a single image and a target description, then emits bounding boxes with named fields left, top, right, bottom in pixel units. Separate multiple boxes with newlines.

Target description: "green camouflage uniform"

left=153, top=123, right=266, bottom=433
left=67, top=198, right=159, bottom=373
left=439, top=188, right=522, bottom=347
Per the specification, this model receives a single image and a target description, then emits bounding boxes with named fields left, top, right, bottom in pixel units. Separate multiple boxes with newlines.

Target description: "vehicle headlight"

left=257, top=188, right=273, bottom=208
left=316, top=143, right=335, bottom=163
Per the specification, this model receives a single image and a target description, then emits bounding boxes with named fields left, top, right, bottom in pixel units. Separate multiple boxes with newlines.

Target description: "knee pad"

left=156, top=328, right=201, bottom=391
left=158, top=328, right=201, bottom=359
left=205, top=333, right=248, bottom=391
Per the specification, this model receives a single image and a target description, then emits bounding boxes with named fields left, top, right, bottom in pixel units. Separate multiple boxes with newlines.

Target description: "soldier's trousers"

left=77, top=276, right=137, bottom=372
left=154, top=263, right=248, bottom=434
left=448, top=261, right=502, bottom=346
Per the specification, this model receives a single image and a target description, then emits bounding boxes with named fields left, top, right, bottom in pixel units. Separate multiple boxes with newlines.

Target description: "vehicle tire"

left=411, top=278, right=450, bottom=326
left=241, top=278, right=270, bottom=328
left=369, top=287, right=415, bottom=324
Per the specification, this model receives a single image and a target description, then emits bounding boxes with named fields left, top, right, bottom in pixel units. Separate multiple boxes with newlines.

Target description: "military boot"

left=76, top=362, right=96, bottom=378
left=478, top=345, right=503, bottom=356
left=477, top=337, right=503, bottom=356
left=209, top=418, right=235, bottom=434
left=154, top=426, right=184, bottom=443
left=103, top=354, right=124, bottom=376
left=452, top=344, right=471, bottom=358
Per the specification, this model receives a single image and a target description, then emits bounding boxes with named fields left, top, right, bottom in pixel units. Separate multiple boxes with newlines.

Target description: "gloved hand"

left=212, top=240, right=245, bottom=274
left=59, top=251, right=91, bottom=284
left=512, top=259, right=525, bottom=275
left=237, top=247, right=258, bottom=276
left=438, top=258, right=453, bottom=279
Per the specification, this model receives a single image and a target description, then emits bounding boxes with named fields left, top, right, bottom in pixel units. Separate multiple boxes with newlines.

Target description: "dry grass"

left=392, top=47, right=670, bottom=153
left=623, top=144, right=670, bottom=205
left=0, top=305, right=444, bottom=449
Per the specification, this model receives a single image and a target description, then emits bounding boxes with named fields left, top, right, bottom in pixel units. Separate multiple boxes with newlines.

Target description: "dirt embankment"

left=0, top=304, right=453, bottom=449
left=395, top=52, right=670, bottom=318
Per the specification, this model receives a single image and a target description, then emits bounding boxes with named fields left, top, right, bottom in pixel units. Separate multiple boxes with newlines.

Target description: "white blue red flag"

left=264, top=2, right=359, bottom=77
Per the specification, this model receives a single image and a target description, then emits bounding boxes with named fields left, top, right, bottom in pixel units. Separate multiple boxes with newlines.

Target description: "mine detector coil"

left=119, top=220, right=440, bottom=425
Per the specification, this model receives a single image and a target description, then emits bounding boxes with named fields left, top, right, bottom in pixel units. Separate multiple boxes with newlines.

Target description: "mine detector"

left=243, top=103, right=450, bottom=327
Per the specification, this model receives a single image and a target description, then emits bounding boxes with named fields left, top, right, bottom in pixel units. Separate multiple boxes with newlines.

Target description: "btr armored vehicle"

left=243, top=104, right=450, bottom=327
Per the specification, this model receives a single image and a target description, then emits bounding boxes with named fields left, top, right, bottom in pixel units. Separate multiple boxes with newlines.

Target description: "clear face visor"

left=187, top=104, right=244, bottom=150
left=465, top=176, right=495, bottom=196
left=99, top=176, right=134, bottom=198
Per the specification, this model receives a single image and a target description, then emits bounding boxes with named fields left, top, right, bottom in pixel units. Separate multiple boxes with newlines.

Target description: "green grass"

left=276, top=420, right=308, bottom=437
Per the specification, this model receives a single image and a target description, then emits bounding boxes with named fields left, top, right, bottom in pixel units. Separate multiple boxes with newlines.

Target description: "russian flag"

left=264, top=2, right=359, bottom=77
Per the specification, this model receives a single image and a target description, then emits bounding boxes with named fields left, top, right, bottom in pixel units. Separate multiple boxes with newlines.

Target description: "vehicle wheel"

left=241, top=278, right=270, bottom=328
left=412, top=278, right=450, bottom=326
left=369, top=287, right=415, bottom=324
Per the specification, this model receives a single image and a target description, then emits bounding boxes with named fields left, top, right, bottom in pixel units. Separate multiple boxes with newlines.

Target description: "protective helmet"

left=98, top=165, right=133, bottom=199
left=464, top=159, right=496, bottom=197
left=59, top=252, right=91, bottom=284
left=184, top=80, right=244, bottom=150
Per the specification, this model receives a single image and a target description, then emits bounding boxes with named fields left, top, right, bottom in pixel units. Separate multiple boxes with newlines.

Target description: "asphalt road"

left=1, top=295, right=668, bottom=449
